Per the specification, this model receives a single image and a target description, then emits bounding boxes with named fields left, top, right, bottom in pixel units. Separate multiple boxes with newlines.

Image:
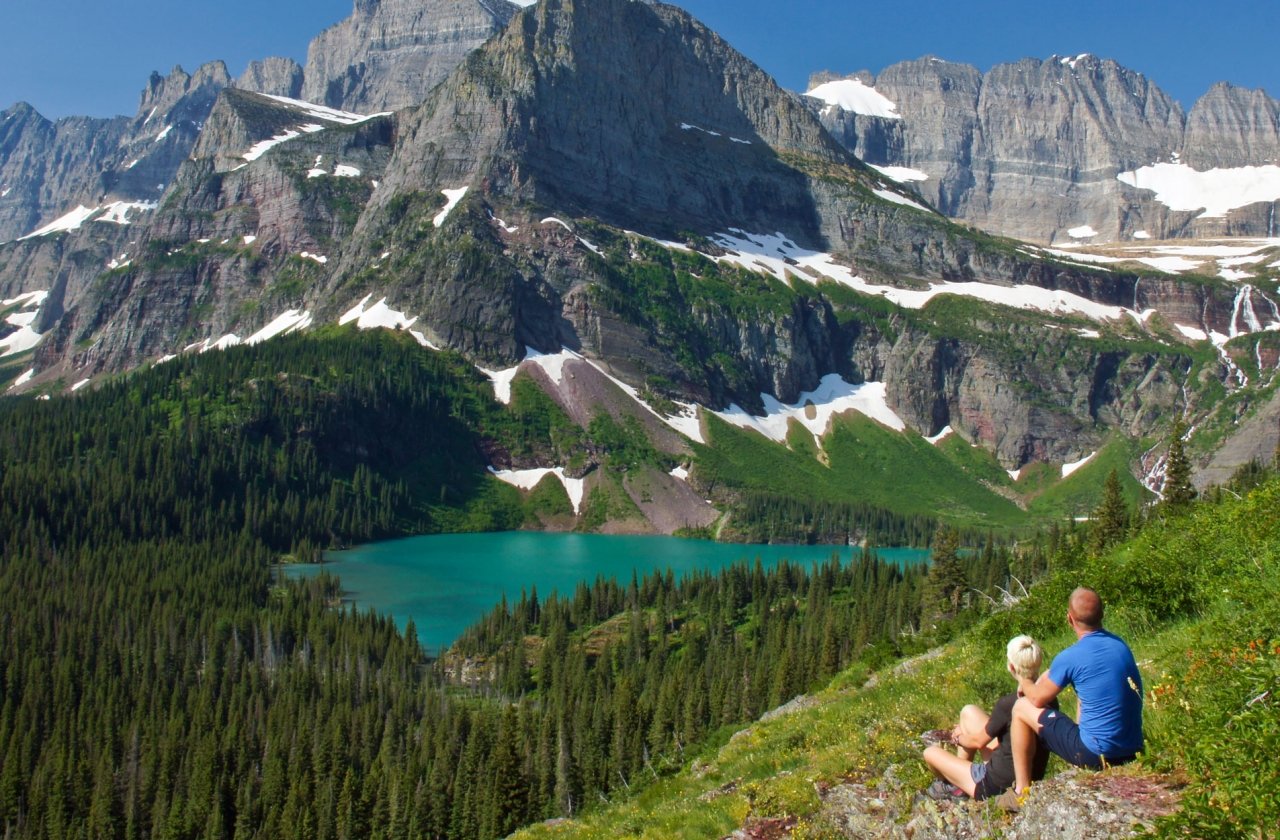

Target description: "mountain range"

left=3, top=0, right=1280, bottom=532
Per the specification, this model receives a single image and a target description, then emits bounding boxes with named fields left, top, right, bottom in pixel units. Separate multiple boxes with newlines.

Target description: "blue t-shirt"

left=1047, top=629, right=1144, bottom=756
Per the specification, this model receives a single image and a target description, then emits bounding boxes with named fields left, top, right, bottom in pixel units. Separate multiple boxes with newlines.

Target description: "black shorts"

left=1037, top=708, right=1136, bottom=770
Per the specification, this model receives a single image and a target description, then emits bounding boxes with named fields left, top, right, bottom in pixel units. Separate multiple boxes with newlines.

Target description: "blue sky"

left=3, top=0, right=1276, bottom=119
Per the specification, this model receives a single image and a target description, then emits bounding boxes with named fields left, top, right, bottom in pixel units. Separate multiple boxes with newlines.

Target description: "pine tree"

left=1162, top=421, right=1197, bottom=513
left=1090, top=468, right=1131, bottom=554
left=922, top=526, right=967, bottom=628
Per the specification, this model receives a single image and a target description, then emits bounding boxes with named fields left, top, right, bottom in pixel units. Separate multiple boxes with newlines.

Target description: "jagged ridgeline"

left=4, top=0, right=1279, bottom=500
left=0, top=329, right=1041, bottom=838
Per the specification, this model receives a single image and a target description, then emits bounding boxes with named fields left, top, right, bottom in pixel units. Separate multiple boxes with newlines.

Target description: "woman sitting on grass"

left=922, top=635, right=1057, bottom=801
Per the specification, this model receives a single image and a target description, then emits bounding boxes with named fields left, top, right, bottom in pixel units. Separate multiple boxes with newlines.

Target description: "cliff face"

left=300, top=0, right=516, bottom=112
left=0, top=105, right=129, bottom=243
left=812, top=57, right=1280, bottom=244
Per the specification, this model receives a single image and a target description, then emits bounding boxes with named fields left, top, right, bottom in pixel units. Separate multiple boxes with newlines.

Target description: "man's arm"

left=1019, top=673, right=1062, bottom=708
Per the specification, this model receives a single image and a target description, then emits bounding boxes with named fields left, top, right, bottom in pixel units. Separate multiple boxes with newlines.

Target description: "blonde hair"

left=1006, top=635, right=1043, bottom=680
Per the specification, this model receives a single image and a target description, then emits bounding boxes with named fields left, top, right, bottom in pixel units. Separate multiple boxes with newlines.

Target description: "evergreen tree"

left=1162, top=421, right=1197, bottom=513
left=1090, top=468, right=1130, bottom=554
left=922, top=526, right=968, bottom=628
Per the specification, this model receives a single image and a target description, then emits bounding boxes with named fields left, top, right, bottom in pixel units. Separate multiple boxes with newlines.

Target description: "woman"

left=921, top=635, right=1056, bottom=801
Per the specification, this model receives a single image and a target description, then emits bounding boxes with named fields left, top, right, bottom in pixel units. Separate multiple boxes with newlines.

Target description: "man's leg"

left=1009, top=697, right=1045, bottom=793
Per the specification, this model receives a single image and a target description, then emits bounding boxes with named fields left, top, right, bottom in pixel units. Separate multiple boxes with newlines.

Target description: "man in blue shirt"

left=1000, top=587, right=1144, bottom=810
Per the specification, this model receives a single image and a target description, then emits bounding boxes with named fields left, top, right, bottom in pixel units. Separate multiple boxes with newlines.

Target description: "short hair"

left=1006, top=635, right=1044, bottom=680
left=1069, top=587, right=1104, bottom=630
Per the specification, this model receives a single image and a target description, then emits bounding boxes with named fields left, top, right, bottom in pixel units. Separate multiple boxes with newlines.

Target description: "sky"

left=3, top=0, right=1277, bottom=120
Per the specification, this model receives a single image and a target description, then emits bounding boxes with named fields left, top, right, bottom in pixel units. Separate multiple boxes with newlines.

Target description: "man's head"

left=1068, top=587, right=1104, bottom=632
left=1006, top=635, right=1043, bottom=681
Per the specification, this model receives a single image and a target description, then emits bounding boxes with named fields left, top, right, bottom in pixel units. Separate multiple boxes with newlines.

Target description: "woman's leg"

left=956, top=704, right=994, bottom=761
left=923, top=745, right=979, bottom=797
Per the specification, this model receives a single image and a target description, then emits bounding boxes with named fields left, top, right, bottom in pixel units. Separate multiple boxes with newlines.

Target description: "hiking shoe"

left=995, top=788, right=1023, bottom=812
left=925, top=779, right=964, bottom=801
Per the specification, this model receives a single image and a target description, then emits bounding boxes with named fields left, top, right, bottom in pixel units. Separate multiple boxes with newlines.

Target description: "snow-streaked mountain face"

left=809, top=56, right=1280, bottom=245
left=3, top=0, right=1280, bottom=489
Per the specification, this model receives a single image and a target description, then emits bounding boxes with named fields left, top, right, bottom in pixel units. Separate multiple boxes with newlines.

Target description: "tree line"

left=0, top=329, right=1036, bottom=839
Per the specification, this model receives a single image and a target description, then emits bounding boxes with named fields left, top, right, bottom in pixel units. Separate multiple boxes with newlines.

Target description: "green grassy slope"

left=511, top=476, right=1280, bottom=839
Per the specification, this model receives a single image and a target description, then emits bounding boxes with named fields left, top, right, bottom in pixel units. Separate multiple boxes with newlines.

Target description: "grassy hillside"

left=511, top=474, right=1280, bottom=839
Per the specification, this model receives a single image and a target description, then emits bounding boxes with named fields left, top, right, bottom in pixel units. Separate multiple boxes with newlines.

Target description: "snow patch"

left=714, top=375, right=906, bottom=444
left=299, top=251, right=328, bottom=264
left=1068, top=225, right=1099, bottom=239
left=873, top=188, right=932, bottom=213
left=488, top=466, right=586, bottom=514
left=9, top=368, right=34, bottom=389
left=542, top=217, right=573, bottom=231
left=1175, top=324, right=1209, bottom=342
left=433, top=187, right=469, bottom=227
left=1117, top=163, right=1280, bottom=218
left=490, top=213, right=519, bottom=233
left=244, top=129, right=303, bottom=161
left=262, top=95, right=383, bottom=125
left=243, top=235, right=257, bottom=245
left=1006, top=468, right=1022, bottom=481
left=925, top=425, right=953, bottom=445
left=3, top=291, right=49, bottom=309
left=481, top=347, right=706, bottom=443
left=18, top=205, right=97, bottom=239
left=680, top=122, right=722, bottom=137
left=0, top=325, right=42, bottom=356
left=70, top=379, right=91, bottom=392
left=1138, top=255, right=1202, bottom=273
left=333, top=164, right=361, bottom=177
left=669, top=465, right=690, bottom=481
left=96, top=201, right=157, bottom=225
left=1062, top=452, right=1096, bottom=478
left=155, top=125, right=173, bottom=142
left=339, top=294, right=418, bottom=333
left=1133, top=230, right=1151, bottom=240
left=246, top=310, right=313, bottom=345
left=870, top=164, right=929, bottom=183
left=688, top=229, right=1132, bottom=323
left=480, top=361, right=521, bottom=405
left=1076, top=328, right=1101, bottom=339
left=804, top=78, right=901, bottom=119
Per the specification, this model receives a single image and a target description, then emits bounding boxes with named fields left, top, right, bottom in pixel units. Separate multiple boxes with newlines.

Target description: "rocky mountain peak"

left=300, top=0, right=517, bottom=112
left=136, top=62, right=231, bottom=125
left=1183, top=81, right=1280, bottom=169
left=373, top=0, right=854, bottom=242
left=235, top=57, right=305, bottom=100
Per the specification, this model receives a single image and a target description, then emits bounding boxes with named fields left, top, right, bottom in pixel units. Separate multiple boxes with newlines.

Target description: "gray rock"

left=0, top=62, right=230, bottom=243
left=300, top=0, right=517, bottom=113
left=235, top=57, right=305, bottom=99
left=813, top=57, right=1280, bottom=243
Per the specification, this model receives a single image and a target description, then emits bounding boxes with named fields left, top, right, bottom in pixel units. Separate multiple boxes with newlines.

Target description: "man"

left=999, top=587, right=1144, bottom=810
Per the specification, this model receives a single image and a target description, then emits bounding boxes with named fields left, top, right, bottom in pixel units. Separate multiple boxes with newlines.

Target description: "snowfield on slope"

left=657, top=229, right=1134, bottom=322
left=1117, top=163, right=1280, bottom=218
left=804, top=78, right=901, bottom=119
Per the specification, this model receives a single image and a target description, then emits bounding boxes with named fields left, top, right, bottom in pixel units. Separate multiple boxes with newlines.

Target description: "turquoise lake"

left=283, top=532, right=929, bottom=654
